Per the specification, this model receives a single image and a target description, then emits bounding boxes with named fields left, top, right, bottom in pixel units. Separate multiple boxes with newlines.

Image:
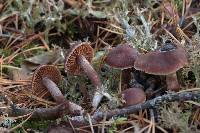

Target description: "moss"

left=11, top=120, right=50, bottom=132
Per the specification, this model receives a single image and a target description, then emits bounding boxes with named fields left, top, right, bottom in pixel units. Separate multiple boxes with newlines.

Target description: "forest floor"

left=0, top=0, right=200, bottom=133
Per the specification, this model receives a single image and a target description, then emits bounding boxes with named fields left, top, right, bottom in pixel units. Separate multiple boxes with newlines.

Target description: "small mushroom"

left=32, top=65, right=62, bottom=98
left=121, top=87, right=146, bottom=106
left=105, top=44, right=139, bottom=93
left=134, top=42, right=188, bottom=91
left=105, top=44, right=138, bottom=69
left=47, top=124, right=74, bottom=133
left=65, top=42, right=110, bottom=108
left=32, top=65, right=83, bottom=114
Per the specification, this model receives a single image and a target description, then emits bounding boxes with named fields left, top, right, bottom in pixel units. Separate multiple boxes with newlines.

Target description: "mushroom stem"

left=77, top=55, right=111, bottom=108
left=166, top=73, right=180, bottom=91
left=42, top=77, right=65, bottom=103
left=42, top=77, right=84, bottom=114
left=77, top=55, right=102, bottom=88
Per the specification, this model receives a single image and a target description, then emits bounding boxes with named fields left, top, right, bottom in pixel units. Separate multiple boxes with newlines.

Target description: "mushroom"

left=32, top=65, right=84, bottom=114
left=105, top=44, right=138, bottom=69
left=64, top=42, right=111, bottom=108
left=32, top=65, right=62, bottom=99
left=134, top=42, right=188, bottom=91
left=48, top=124, right=74, bottom=133
left=105, top=44, right=139, bottom=93
left=65, top=42, right=99, bottom=86
left=121, top=87, right=146, bottom=106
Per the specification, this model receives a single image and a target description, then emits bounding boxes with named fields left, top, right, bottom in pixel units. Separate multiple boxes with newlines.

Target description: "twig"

left=161, top=26, right=182, bottom=46
left=71, top=91, right=200, bottom=124
left=9, top=102, right=71, bottom=119
left=5, top=91, right=200, bottom=124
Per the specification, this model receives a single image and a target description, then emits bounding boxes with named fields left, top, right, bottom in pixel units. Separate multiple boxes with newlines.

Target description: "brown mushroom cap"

left=134, top=46, right=188, bottom=75
left=65, top=42, right=94, bottom=75
left=32, top=65, right=62, bottom=98
left=48, top=125, right=74, bottom=133
left=105, top=44, right=138, bottom=69
left=122, top=87, right=146, bottom=106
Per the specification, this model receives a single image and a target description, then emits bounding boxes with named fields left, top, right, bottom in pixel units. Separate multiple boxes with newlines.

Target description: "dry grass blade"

left=161, top=26, right=182, bottom=46
left=184, top=100, right=200, bottom=106
left=3, top=33, right=44, bottom=63
left=131, top=114, right=168, bottom=133
left=87, top=113, right=95, bottom=133
left=8, top=112, right=33, bottom=132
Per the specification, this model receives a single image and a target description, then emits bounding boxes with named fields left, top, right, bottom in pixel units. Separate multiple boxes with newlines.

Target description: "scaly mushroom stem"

left=77, top=55, right=111, bottom=108
left=42, top=77, right=84, bottom=114
left=42, top=77, right=65, bottom=103
left=166, top=73, right=180, bottom=92
left=77, top=55, right=101, bottom=88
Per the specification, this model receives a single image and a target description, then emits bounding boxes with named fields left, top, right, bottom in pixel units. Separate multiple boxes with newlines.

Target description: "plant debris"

left=0, top=0, right=200, bottom=132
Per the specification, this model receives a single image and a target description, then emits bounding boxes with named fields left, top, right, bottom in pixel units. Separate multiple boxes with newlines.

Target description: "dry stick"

left=10, top=102, right=70, bottom=120
left=7, top=91, right=200, bottom=123
left=71, top=91, right=200, bottom=123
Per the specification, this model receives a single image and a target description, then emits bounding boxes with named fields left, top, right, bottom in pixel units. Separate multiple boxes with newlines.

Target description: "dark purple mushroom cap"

left=121, top=87, right=146, bottom=106
left=65, top=42, right=94, bottom=75
left=134, top=46, right=188, bottom=75
left=32, top=65, right=62, bottom=98
left=48, top=125, right=73, bottom=133
left=105, top=44, right=138, bottom=69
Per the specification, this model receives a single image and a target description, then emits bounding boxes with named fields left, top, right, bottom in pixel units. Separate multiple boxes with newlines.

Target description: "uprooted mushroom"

left=64, top=41, right=112, bottom=109
left=134, top=41, right=188, bottom=91
left=32, top=65, right=62, bottom=98
left=32, top=65, right=84, bottom=115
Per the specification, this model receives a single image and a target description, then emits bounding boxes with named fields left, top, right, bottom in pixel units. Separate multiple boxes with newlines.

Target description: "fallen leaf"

left=8, top=68, right=31, bottom=81
left=21, top=46, right=64, bottom=72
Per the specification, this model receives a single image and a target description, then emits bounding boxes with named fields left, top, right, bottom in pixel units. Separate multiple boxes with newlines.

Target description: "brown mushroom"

left=65, top=42, right=100, bottom=87
left=105, top=44, right=138, bottom=69
left=105, top=44, right=139, bottom=93
left=32, top=65, right=83, bottom=114
left=134, top=42, right=188, bottom=91
left=32, top=65, right=62, bottom=99
left=65, top=42, right=110, bottom=108
left=121, top=87, right=146, bottom=106
left=48, top=125, right=74, bottom=133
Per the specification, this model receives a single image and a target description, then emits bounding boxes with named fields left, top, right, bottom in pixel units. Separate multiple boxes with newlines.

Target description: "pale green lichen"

left=159, top=102, right=199, bottom=133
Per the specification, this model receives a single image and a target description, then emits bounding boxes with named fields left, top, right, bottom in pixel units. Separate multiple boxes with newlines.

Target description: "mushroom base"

left=166, top=73, right=180, bottom=92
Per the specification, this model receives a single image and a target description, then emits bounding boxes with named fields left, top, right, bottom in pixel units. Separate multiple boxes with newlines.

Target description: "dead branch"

left=9, top=101, right=70, bottom=120
left=66, top=91, right=200, bottom=125
left=5, top=91, right=200, bottom=124
left=8, top=101, right=85, bottom=120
